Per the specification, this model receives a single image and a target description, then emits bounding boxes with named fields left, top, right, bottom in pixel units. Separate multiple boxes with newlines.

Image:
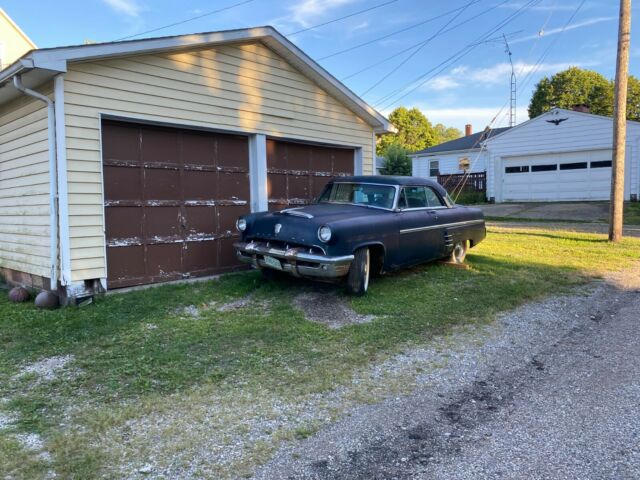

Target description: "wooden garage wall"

left=0, top=86, right=51, bottom=279
left=63, top=41, right=375, bottom=282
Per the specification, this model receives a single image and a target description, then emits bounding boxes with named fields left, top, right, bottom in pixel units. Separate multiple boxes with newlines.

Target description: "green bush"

left=451, top=190, right=486, bottom=205
left=380, top=144, right=411, bottom=176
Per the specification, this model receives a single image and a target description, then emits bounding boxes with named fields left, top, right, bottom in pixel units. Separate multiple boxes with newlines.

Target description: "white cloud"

left=511, top=16, right=616, bottom=44
left=421, top=61, right=580, bottom=92
left=351, top=20, right=369, bottom=32
left=288, top=0, right=357, bottom=27
left=103, top=0, right=141, bottom=17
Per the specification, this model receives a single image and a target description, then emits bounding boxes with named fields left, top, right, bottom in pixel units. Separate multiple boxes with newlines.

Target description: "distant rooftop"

left=412, top=127, right=512, bottom=155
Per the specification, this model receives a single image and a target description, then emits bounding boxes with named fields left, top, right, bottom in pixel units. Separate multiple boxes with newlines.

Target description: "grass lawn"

left=1, top=227, right=639, bottom=478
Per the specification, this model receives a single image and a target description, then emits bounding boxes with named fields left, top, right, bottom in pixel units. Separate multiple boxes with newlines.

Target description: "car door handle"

left=427, top=210, right=438, bottom=219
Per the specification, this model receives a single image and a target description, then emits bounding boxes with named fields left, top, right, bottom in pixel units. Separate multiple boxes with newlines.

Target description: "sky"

left=4, top=0, right=639, bottom=131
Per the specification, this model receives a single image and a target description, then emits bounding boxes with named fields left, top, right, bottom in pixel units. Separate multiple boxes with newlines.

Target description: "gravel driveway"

left=254, top=265, right=640, bottom=480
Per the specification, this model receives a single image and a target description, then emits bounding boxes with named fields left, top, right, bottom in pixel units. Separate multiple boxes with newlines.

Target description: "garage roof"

left=0, top=26, right=394, bottom=134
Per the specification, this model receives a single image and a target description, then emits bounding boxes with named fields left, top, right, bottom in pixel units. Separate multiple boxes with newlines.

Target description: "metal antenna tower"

left=503, top=34, right=516, bottom=127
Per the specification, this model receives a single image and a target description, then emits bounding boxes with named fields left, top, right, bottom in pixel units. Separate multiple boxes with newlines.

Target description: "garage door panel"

left=141, top=127, right=180, bottom=165
left=502, top=150, right=626, bottom=202
left=103, top=121, right=249, bottom=288
left=183, top=170, right=217, bottom=200
left=288, top=175, right=310, bottom=201
left=217, top=135, right=249, bottom=168
left=218, top=172, right=249, bottom=199
left=332, top=148, right=354, bottom=174
left=184, top=206, right=217, bottom=237
left=146, top=243, right=182, bottom=280
left=106, top=207, right=143, bottom=241
left=104, top=165, right=142, bottom=201
left=267, top=139, right=354, bottom=209
left=102, top=122, right=140, bottom=164
left=181, top=132, right=216, bottom=167
left=182, top=241, right=218, bottom=276
left=106, top=245, right=146, bottom=288
left=144, top=169, right=181, bottom=200
left=145, top=206, right=181, bottom=239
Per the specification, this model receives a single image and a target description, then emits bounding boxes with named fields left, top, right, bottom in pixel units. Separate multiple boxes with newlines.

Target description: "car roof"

left=333, top=175, right=440, bottom=187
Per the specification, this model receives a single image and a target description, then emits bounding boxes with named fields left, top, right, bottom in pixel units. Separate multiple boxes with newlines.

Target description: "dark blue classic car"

left=234, top=176, right=486, bottom=295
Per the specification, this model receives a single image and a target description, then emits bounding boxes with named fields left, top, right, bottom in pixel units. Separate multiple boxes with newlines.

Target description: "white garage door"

left=502, top=150, right=630, bottom=202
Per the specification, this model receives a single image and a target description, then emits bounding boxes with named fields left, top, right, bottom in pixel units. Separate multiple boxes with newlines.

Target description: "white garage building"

left=412, top=108, right=640, bottom=203
left=485, top=108, right=640, bottom=202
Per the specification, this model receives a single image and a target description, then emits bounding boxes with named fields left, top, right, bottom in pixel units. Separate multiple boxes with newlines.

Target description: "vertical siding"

left=64, top=41, right=375, bottom=282
left=0, top=88, right=51, bottom=278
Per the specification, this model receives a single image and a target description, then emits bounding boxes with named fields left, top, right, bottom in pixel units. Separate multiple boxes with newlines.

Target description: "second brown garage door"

left=267, top=139, right=354, bottom=210
left=102, top=121, right=250, bottom=288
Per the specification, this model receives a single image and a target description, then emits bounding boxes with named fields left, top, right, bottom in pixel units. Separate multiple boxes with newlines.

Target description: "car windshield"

left=317, top=182, right=396, bottom=209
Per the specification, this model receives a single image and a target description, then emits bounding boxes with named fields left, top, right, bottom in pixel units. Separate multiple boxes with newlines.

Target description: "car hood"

left=246, top=203, right=387, bottom=246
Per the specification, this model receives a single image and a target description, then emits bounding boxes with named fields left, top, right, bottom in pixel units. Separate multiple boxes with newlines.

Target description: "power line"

left=115, top=0, right=255, bottom=41
left=360, top=0, right=481, bottom=96
left=374, top=0, right=542, bottom=110
left=318, top=2, right=485, bottom=61
left=286, top=0, right=399, bottom=36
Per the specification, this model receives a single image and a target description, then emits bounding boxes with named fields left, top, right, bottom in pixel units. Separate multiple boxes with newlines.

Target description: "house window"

left=531, top=164, right=557, bottom=172
left=559, top=162, right=587, bottom=170
left=591, top=160, right=612, bottom=168
left=505, top=165, right=529, bottom=174
left=458, top=156, right=470, bottom=172
left=429, top=160, right=439, bottom=177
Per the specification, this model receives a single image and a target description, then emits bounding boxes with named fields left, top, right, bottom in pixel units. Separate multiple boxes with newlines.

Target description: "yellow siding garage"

left=62, top=41, right=376, bottom=282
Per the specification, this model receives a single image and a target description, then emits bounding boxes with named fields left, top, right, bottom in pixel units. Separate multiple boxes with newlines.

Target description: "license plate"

left=263, top=255, right=282, bottom=270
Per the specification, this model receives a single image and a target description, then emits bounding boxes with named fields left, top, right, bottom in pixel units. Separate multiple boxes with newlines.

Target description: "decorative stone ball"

left=8, top=287, right=30, bottom=303
left=34, top=291, right=60, bottom=309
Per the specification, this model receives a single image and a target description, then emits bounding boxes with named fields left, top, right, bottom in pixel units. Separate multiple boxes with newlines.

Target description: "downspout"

left=12, top=75, right=59, bottom=291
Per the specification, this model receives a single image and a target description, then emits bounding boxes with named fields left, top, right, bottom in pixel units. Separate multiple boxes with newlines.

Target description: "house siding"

left=0, top=86, right=51, bottom=279
left=63, top=41, right=375, bottom=282
left=412, top=151, right=487, bottom=179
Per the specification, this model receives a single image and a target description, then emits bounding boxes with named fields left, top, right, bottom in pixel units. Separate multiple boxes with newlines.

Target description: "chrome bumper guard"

left=234, top=241, right=354, bottom=278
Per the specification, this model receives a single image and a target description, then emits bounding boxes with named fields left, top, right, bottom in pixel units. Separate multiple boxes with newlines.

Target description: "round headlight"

left=236, top=218, right=247, bottom=232
left=318, top=225, right=332, bottom=243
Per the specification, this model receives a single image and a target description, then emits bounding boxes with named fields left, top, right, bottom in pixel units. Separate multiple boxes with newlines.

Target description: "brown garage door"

left=102, top=121, right=250, bottom=288
left=266, top=139, right=354, bottom=210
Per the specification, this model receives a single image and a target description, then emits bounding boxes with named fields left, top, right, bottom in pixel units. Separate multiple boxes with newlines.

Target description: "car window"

left=399, top=186, right=445, bottom=209
left=399, top=187, right=428, bottom=209
left=318, top=182, right=396, bottom=209
left=425, top=187, right=445, bottom=207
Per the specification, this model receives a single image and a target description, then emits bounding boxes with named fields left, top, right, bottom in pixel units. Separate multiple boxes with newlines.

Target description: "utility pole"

left=609, top=0, right=632, bottom=242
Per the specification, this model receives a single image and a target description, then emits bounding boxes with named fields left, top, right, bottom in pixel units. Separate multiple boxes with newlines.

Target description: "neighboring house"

left=0, top=8, right=36, bottom=69
left=412, top=108, right=640, bottom=203
left=411, top=124, right=511, bottom=180
left=485, top=108, right=640, bottom=202
left=375, top=155, right=385, bottom=175
left=0, top=26, right=393, bottom=301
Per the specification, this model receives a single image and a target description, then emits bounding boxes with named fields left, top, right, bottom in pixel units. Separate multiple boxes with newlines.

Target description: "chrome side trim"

left=400, top=219, right=485, bottom=234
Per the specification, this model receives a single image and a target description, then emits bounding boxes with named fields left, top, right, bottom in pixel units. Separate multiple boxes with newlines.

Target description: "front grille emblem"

left=274, top=223, right=282, bottom=234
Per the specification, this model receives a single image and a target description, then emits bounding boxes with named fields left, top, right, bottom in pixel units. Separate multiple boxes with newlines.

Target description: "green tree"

left=378, top=107, right=435, bottom=154
left=528, top=67, right=640, bottom=121
left=380, top=144, right=411, bottom=176
left=432, top=123, right=462, bottom=144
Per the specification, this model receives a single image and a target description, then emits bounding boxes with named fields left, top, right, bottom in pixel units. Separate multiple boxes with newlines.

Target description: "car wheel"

left=450, top=240, right=468, bottom=264
left=346, top=247, right=370, bottom=296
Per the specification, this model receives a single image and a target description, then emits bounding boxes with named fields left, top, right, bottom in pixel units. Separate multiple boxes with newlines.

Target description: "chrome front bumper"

left=234, top=241, right=354, bottom=278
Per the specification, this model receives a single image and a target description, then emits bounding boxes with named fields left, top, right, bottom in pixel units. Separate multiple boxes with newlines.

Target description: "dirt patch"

left=293, top=292, right=375, bottom=329
left=15, top=355, right=75, bottom=381
left=0, top=411, right=16, bottom=429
